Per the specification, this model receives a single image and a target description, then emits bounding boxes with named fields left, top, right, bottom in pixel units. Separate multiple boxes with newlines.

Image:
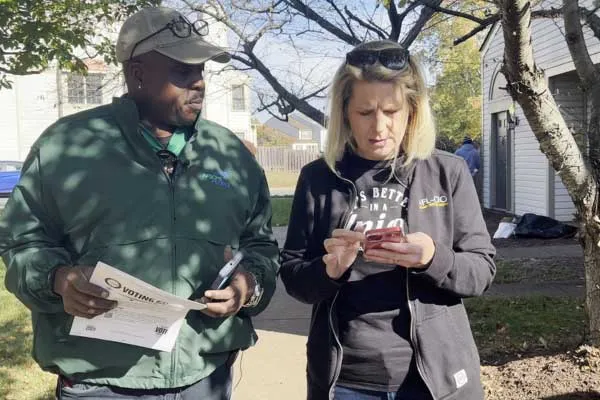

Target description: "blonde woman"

left=280, top=40, right=495, bottom=400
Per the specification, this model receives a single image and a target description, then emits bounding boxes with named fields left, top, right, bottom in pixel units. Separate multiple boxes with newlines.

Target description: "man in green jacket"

left=0, top=6, right=279, bottom=400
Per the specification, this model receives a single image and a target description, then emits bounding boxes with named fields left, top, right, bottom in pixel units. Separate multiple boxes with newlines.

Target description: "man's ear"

left=126, top=60, right=144, bottom=89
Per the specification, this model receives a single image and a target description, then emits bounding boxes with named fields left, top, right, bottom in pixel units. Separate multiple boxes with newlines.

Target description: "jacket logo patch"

left=418, top=195, right=448, bottom=209
left=199, top=171, right=232, bottom=189
left=454, top=369, right=468, bottom=389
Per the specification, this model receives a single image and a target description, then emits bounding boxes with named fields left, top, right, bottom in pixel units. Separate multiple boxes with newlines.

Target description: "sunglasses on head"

left=346, top=48, right=410, bottom=71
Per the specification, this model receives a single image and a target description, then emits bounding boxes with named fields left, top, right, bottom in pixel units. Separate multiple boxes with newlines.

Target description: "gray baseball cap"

left=116, top=7, right=230, bottom=64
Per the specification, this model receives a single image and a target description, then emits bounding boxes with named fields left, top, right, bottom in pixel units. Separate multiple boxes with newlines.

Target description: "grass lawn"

left=494, top=256, right=584, bottom=284
left=0, top=266, right=55, bottom=400
left=466, top=296, right=585, bottom=360
left=270, top=196, right=293, bottom=227
left=265, top=171, right=299, bottom=188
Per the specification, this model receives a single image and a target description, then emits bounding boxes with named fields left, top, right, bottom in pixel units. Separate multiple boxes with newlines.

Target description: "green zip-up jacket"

left=0, top=97, right=279, bottom=389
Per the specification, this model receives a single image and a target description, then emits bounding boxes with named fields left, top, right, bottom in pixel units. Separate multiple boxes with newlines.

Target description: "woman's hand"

left=322, top=225, right=366, bottom=279
left=364, top=232, right=435, bottom=269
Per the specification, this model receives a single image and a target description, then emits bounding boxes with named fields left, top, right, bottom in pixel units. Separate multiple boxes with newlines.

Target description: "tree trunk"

left=582, top=205, right=600, bottom=342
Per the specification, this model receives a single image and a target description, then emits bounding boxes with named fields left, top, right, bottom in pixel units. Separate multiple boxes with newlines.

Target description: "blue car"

left=0, top=161, right=22, bottom=198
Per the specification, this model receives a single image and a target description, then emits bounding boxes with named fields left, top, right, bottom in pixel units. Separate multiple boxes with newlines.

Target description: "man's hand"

left=53, top=266, right=117, bottom=319
left=201, top=268, right=254, bottom=318
left=364, top=232, right=436, bottom=268
left=323, top=225, right=366, bottom=280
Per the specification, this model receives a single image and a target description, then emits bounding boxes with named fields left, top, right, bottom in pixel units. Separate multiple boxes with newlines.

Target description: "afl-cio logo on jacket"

left=419, top=195, right=448, bottom=209
left=105, top=278, right=122, bottom=289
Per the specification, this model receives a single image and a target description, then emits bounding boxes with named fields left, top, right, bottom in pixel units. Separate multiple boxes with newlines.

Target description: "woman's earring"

left=138, top=81, right=142, bottom=89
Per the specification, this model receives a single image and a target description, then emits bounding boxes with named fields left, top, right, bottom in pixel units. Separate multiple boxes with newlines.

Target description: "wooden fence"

left=257, top=146, right=321, bottom=172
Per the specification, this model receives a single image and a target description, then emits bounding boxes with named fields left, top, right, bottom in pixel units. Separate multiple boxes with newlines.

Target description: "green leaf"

left=0, top=0, right=160, bottom=84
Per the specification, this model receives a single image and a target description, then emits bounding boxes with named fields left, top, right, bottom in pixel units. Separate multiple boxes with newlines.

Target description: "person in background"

left=0, top=6, right=279, bottom=400
left=455, top=136, right=481, bottom=176
left=280, top=40, right=495, bottom=400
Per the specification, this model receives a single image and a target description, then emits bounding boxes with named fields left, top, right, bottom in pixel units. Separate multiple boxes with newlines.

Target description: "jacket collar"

left=112, top=96, right=140, bottom=141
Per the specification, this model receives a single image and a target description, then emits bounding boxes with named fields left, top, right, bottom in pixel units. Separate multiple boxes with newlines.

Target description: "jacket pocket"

left=415, top=307, right=481, bottom=399
left=58, top=382, right=112, bottom=399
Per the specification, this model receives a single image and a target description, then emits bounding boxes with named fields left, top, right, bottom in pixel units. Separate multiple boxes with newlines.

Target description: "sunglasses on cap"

left=129, top=16, right=209, bottom=60
left=346, top=48, right=410, bottom=71
left=156, top=149, right=178, bottom=176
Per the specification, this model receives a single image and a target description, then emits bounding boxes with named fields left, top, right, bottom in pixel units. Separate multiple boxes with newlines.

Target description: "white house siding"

left=0, top=65, right=124, bottom=162
left=203, top=67, right=254, bottom=144
left=481, top=0, right=600, bottom=220
left=202, top=15, right=254, bottom=145
left=513, top=118, right=550, bottom=216
left=550, top=72, right=585, bottom=221
left=16, top=72, right=62, bottom=159
left=0, top=71, right=61, bottom=161
left=0, top=81, right=19, bottom=160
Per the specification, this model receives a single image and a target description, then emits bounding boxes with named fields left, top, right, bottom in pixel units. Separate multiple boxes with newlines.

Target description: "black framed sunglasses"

left=156, top=149, right=178, bottom=176
left=346, top=48, right=410, bottom=71
left=129, top=16, right=209, bottom=60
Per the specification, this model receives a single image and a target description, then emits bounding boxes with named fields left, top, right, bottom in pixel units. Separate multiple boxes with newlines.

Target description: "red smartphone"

left=364, top=227, right=406, bottom=251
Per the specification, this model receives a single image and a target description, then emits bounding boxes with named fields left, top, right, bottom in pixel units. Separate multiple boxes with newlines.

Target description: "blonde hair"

left=324, top=40, right=436, bottom=172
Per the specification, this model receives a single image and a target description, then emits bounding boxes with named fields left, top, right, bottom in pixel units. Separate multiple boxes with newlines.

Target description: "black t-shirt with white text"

left=336, top=152, right=415, bottom=392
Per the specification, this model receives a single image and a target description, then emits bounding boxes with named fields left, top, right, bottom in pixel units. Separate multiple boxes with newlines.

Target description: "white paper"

left=493, top=222, right=517, bottom=239
left=70, top=262, right=206, bottom=352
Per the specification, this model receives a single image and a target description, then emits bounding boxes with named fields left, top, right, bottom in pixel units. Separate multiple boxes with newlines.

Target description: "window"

left=299, top=129, right=312, bottom=140
left=67, top=73, right=104, bottom=104
left=231, top=85, right=246, bottom=111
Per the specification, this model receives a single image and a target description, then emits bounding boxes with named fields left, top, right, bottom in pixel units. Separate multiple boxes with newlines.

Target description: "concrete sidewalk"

left=232, top=276, right=310, bottom=400
left=270, top=188, right=295, bottom=197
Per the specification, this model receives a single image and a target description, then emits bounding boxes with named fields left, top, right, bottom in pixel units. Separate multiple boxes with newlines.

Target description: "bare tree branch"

left=388, top=1, right=401, bottom=41
left=344, top=6, right=387, bottom=39
left=415, top=0, right=486, bottom=24
left=285, top=0, right=361, bottom=45
left=257, top=94, right=289, bottom=121
left=398, top=1, right=420, bottom=20
left=582, top=6, right=600, bottom=40
left=243, top=40, right=326, bottom=124
left=193, top=0, right=247, bottom=40
left=564, top=1, right=600, bottom=88
left=228, top=0, right=285, bottom=14
left=253, top=19, right=288, bottom=44
left=293, top=28, right=323, bottom=36
left=402, top=0, right=442, bottom=47
left=299, top=85, right=328, bottom=101
left=454, top=20, right=495, bottom=45
left=325, top=0, right=357, bottom=40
